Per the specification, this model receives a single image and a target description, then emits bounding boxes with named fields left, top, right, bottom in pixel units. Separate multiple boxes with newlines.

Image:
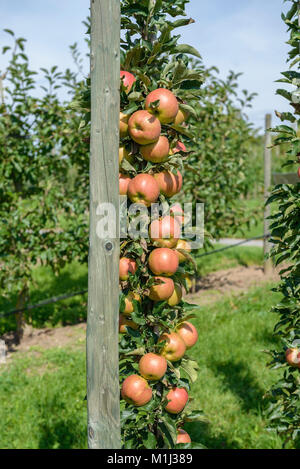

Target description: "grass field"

left=0, top=282, right=293, bottom=449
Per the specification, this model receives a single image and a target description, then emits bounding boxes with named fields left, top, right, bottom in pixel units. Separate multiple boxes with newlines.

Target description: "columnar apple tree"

left=266, top=0, right=300, bottom=443
left=118, top=0, right=205, bottom=448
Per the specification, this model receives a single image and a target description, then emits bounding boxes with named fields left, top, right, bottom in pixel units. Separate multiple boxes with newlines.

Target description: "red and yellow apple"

left=148, top=248, right=179, bottom=276
left=149, top=216, right=181, bottom=248
left=127, top=173, right=160, bottom=207
left=120, top=71, right=136, bottom=93
left=167, top=284, right=183, bottom=306
left=120, top=111, right=130, bottom=138
left=149, top=276, right=175, bottom=302
left=121, top=374, right=152, bottom=406
left=140, top=136, right=170, bottom=163
left=177, top=321, right=198, bottom=349
left=165, top=387, right=189, bottom=414
left=119, top=146, right=133, bottom=167
left=145, top=88, right=179, bottom=124
left=176, top=429, right=191, bottom=444
left=286, top=348, right=300, bottom=368
left=119, top=314, right=138, bottom=334
left=120, top=292, right=141, bottom=316
left=174, top=108, right=189, bottom=126
left=138, top=353, right=167, bottom=381
left=119, top=173, right=131, bottom=195
left=175, top=239, right=192, bottom=263
left=159, top=332, right=186, bottom=362
left=119, top=257, right=137, bottom=281
left=128, top=110, right=161, bottom=145
left=154, top=170, right=182, bottom=198
left=170, top=203, right=184, bottom=226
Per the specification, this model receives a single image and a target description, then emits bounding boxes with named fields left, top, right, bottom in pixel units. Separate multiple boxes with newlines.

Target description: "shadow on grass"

left=185, top=421, right=241, bottom=450
left=211, top=361, right=266, bottom=414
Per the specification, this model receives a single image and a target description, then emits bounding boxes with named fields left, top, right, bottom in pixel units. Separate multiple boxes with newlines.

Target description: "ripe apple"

left=119, top=146, right=133, bottom=167
left=128, top=110, right=161, bottom=145
left=171, top=141, right=187, bottom=154
left=170, top=203, right=184, bottom=226
left=138, top=353, right=167, bottom=381
left=140, top=136, right=170, bottom=163
left=174, top=108, right=189, bottom=126
left=148, top=248, right=179, bottom=276
left=119, top=314, right=138, bottom=334
left=121, top=374, right=152, bottom=406
left=286, top=348, right=300, bottom=368
left=175, top=239, right=192, bottom=263
left=127, top=173, right=160, bottom=207
left=159, top=332, right=186, bottom=362
left=120, top=112, right=130, bottom=138
left=177, top=321, right=198, bottom=349
left=167, top=284, right=183, bottom=306
left=119, top=257, right=137, bottom=281
left=120, top=292, right=141, bottom=316
left=149, top=216, right=181, bottom=249
left=149, top=276, right=175, bottom=302
left=165, top=387, right=189, bottom=414
left=145, top=88, right=179, bottom=124
left=120, top=71, right=136, bottom=93
left=154, top=170, right=183, bottom=198
left=119, top=173, right=131, bottom=195
left=176, top=429, right=191, bottom=444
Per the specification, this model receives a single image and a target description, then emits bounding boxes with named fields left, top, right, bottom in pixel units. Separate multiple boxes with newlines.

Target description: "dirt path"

left=2, top=265, right=280, bottom=356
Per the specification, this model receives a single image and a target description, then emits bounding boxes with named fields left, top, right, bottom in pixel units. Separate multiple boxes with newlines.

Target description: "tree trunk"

left=15, top=286, right=28, bottom=344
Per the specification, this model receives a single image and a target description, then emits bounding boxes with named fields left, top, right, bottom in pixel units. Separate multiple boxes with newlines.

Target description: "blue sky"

left=0, top=0, right=291, bottom=130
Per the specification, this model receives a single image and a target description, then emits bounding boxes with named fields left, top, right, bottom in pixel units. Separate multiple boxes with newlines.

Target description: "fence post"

left=264, top=113, right=273, bottom=275
left=87, top=0, right=121, bottom=449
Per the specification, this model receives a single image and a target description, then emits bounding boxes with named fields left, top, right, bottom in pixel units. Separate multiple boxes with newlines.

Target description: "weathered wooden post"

left=87, top=0, right=121, bottom=449
left=264, top=113, right=273, bottom=275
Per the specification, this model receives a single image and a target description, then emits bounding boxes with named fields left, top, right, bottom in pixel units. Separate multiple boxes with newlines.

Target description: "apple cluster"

left=119, top=71, right=198, bottom=446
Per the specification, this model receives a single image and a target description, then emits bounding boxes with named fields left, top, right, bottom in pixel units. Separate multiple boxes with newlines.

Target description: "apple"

left=182, top=273, right=193, bottom=293
left=119, top=314, right=139, bottom=333
left=140, top=136, right=170, bottom=163
left=121, top=374, right=152, bottom=406
left=176, top=429, right=191, bottom=444
left=119, top=257, right=137, bottom=281
left=154, top=170, right=182, bottom=198
left=138, top=353, right=167, bottom=381
left=120, top=112, right=130, bottom=138
left=119, top=173, right=131, bottom=195
left=119, top=146, right=133, bottom=167
left=177, top=321, right=198, bottom=349
left=286, top=348, right=300, bottom=368
left=148, top=248, right=179, bottom=276
left=174, top=108, right=189, bottom=126
left=120, top=71, right=136, bottom=93
left=127, top=173, right=160, bottom=207
left=145, top=88, right=179, bottom=124
left=149, top=216, right=181, bottom=249
left=159, top=332, right=186, bottom=362
left=171, top=141, right=187, bottom=154
left=120, top=292, right=141, bottom=316
left=175, top=239, right=192, bottom=263
left=165, top=387, right=189, bottom=414
left=128, top=110, right=161, bottom=145
left=170, top=203, right=184, bottom=226
left=149, top=276, right=175, bottom=302
left=167, top=284, right=183, bottom=306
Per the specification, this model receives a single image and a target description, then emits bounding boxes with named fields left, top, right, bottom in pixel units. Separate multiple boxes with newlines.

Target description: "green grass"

left=0, top=282, right=293, bottom=449
left=187, top=283, right=292, bottom=449
left=196, top=245, right=263, bottom=276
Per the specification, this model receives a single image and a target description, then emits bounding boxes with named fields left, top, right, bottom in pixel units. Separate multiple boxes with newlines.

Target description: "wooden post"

left=264, top=114, right=273, bottom=275
left=87, top=0, right=121, bottom=449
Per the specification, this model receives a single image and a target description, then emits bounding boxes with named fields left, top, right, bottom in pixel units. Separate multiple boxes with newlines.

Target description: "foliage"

left=265, top=0, right=300, bottom=444
left=0, top=31, right=89, bottom=339
left=182, top=67, right=259, bottom=242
